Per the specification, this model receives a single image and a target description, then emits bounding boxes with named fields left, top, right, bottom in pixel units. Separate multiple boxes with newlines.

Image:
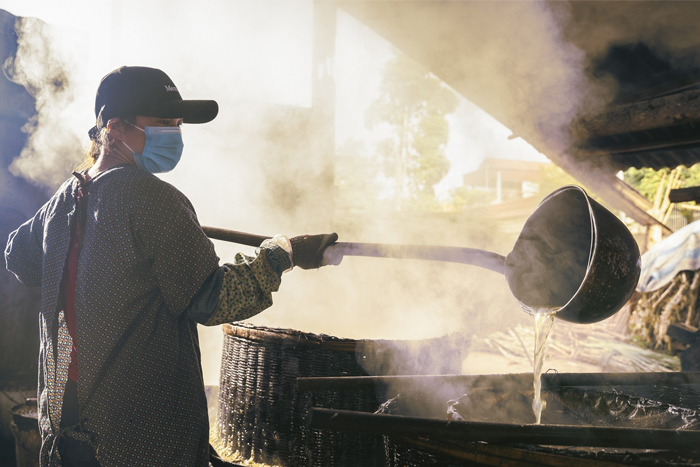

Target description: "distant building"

left=462, top=158, right=551, bottom=203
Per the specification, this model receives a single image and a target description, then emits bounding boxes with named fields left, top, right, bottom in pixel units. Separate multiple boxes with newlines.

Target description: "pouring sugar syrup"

left=531, top=307, right=557, bottom=424
left=505, top=186, right=589, bottom=424
left=504, top=187, right=640, bottom=424
left=518, top=302, right=558, bottom=424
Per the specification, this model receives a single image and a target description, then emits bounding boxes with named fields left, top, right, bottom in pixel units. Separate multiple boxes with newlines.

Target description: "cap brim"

left=147, top=100, right=219, bottom=124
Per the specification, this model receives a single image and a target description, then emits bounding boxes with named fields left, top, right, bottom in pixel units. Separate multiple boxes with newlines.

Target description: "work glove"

left=290, top=233, right=339, bottom=270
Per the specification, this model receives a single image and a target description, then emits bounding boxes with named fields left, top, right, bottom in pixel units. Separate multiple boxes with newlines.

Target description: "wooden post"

left=670, top=186, right=700, bottom=203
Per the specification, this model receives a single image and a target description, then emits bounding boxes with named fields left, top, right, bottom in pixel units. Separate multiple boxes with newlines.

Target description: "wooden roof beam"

left=576, top=88, right=700, bottom=139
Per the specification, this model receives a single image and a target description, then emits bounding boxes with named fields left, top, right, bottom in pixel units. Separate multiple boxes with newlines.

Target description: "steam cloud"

left=556, top=2, right=700, bottom=73
left=4, top=15, right=88, bottom=190
left=7, top=1, right=685, bottom=387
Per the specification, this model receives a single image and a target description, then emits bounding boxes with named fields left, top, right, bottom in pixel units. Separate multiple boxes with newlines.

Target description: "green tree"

left=624, top=166, right=700, bottom=204
left=624, top=165, right=700, bottom=224
left=366, top=53, right=458, bottom=211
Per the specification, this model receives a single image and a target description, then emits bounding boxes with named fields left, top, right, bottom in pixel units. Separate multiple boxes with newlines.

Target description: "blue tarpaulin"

left=637, top=220, right=700, bottom=293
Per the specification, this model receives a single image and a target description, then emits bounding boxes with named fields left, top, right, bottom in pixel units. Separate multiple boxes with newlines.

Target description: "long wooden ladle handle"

left=202, top=225, right=271, bottom=247
left=321, top=242, right=505, bottom=273
left=201, top=225, right=506, bottom=274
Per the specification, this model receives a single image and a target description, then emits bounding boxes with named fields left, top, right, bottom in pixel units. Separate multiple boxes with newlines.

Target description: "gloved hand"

left=290, top=233, right=339, bottom=270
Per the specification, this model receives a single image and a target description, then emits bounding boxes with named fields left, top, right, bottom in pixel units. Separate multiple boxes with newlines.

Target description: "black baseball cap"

left=88, top=66, right=218, bottom=140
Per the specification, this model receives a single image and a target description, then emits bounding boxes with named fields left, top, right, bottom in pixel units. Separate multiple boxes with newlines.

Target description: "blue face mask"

left=122, top=124, right=184, bottom=174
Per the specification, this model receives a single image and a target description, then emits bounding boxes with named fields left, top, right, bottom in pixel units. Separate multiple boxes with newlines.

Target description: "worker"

left=4, top=66, right=337, bottom=467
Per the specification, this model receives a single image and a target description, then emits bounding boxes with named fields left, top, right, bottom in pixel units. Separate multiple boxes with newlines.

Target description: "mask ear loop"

left=121, top=139, right=137, bottom=154
left=120, top=119, right=145, bottom=133
left=111, top=118, right=144, bottom=154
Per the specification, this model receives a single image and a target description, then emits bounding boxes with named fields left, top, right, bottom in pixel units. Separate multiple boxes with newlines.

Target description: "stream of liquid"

left=532, top=308, right=556, bottom=424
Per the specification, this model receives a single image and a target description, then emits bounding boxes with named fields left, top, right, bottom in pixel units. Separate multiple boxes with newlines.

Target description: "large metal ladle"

left=203, top=186, right=641, bottom=324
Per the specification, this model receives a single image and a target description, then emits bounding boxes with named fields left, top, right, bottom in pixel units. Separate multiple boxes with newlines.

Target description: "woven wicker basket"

left=384, top=437, right=466, bottom=467
left=377, top=393, right=462, bottom=467
left=215, top=323, right=466, bottom=466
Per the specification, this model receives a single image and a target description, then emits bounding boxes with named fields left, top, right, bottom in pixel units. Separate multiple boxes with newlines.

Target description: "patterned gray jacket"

left=4, top=165, right=288, bottom=467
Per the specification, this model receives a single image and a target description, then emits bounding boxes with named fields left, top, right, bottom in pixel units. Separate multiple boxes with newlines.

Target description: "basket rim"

left=222, top=323, right=359, bottom=352
left=222, top=323, right=467, bottom=354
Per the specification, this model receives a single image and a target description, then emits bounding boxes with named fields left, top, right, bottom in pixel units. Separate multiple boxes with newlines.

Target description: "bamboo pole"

left=662, top=172, right=684, bottom=224
left=680, top=203, right=700, bottom=211
left=652, top=171, right=668, bottom=213
left=659, top=168, right=680, bottom=221
left=307, top=408, right=700, bottom=450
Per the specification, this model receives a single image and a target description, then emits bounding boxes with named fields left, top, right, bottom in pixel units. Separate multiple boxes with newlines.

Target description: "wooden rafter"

left=575, top=89, right=700, bottom=140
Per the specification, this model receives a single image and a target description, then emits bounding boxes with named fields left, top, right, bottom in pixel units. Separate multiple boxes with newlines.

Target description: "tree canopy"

left=366, top=53, right=458, bottom=210
left=624, top=165, right=700, bottom=225
left=624, top=166, right=700, bottom=203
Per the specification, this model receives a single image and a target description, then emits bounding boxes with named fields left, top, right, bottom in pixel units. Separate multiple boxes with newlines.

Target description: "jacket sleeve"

left=5, top=206, right=47, bottom=288
left=186, top=245, right=291, bottom=325
left=203, top=249, right=283, bottom=326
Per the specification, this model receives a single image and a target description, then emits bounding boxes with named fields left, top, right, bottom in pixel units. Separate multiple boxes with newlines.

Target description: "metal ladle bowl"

left=505, top=186, right=641, bottom=324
